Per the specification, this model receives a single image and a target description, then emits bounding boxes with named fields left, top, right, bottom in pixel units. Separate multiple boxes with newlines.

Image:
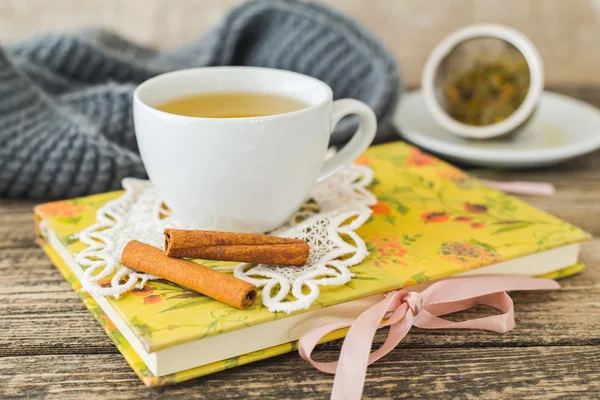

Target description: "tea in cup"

left=133, top=67, right=376, bottom=232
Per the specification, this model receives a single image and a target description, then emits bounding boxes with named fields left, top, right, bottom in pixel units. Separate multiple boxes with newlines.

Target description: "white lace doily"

left=76, top=162, right=376, bottom=313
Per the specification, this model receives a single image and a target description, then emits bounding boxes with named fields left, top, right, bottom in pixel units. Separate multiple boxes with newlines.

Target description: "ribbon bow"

left=299, top=276, right=560, bottom=400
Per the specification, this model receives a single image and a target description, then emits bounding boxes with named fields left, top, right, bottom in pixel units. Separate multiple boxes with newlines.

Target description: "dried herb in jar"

left=443, top=58, right=530, bottom=126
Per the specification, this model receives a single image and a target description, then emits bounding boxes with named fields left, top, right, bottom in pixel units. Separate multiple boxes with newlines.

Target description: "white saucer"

left=393, top=90, right=600, bottom=168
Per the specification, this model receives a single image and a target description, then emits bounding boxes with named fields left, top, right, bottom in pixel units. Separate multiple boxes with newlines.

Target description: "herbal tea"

left=156, top=92, right=308, bottom=118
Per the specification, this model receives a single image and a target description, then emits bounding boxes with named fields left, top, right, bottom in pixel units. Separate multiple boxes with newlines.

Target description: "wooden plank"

left=0, top=199, right=37, bottom=210
left=567, top=240, right=600, bottom=288
left=1, top=347, right=598, bottom=399
left=0, top=226, right=37, bottom=250
left=1, top=237, right=598, bottom=357
left=551, top=85, right=600, bottom=108
left=0, top=200, right=37, bottom=248
left=2, top=276, right=599, bottom=357
left=0, top=248, right=69, bottom=294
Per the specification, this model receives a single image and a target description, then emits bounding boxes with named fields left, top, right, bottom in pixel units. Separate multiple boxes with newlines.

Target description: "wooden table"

left=1, top=87, right=599, bottom=399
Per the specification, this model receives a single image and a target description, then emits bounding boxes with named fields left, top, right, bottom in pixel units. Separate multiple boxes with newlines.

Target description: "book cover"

left=35, top=141, right=589, bottom=385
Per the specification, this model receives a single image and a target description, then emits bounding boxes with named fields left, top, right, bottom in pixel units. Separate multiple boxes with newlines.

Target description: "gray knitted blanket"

left=0, top=0, right=400, bottom=199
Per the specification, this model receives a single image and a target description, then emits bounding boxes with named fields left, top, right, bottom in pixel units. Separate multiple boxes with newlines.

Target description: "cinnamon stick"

left=164, top=229, right=310, bottom=266
left=121, top=240, right=258, bottom=310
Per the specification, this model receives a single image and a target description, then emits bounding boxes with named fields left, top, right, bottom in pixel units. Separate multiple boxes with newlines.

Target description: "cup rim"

left=421, top=24, right=544, bottom=139
left=133, top=66, right=333, bottom=122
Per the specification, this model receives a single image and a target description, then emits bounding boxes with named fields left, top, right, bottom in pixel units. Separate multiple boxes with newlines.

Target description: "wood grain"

left=1, top=87, right=599, bottom=398
left=2, top=285, right=600, bottom=357
left=1, top=347, right=599, bottom=399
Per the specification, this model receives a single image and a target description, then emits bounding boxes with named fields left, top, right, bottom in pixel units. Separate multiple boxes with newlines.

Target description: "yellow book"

left=35, top=142, right=589, bottom=386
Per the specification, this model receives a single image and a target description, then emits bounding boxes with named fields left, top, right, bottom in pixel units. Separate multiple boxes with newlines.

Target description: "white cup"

left=133, top=67, right=377, bottom=232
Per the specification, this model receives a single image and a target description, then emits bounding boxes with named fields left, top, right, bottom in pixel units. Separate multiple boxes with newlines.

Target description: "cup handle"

left=317, top=99, right=377, bottom=183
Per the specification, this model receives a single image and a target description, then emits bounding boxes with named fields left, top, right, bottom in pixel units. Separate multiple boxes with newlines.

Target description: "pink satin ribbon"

left=481, top=179, right=556, bottom=197
left=299, top=276, right=560, bottom=400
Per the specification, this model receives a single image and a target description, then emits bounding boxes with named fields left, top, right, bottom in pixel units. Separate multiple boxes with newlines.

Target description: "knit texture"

left=0, top=0, right=400, bottom=199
